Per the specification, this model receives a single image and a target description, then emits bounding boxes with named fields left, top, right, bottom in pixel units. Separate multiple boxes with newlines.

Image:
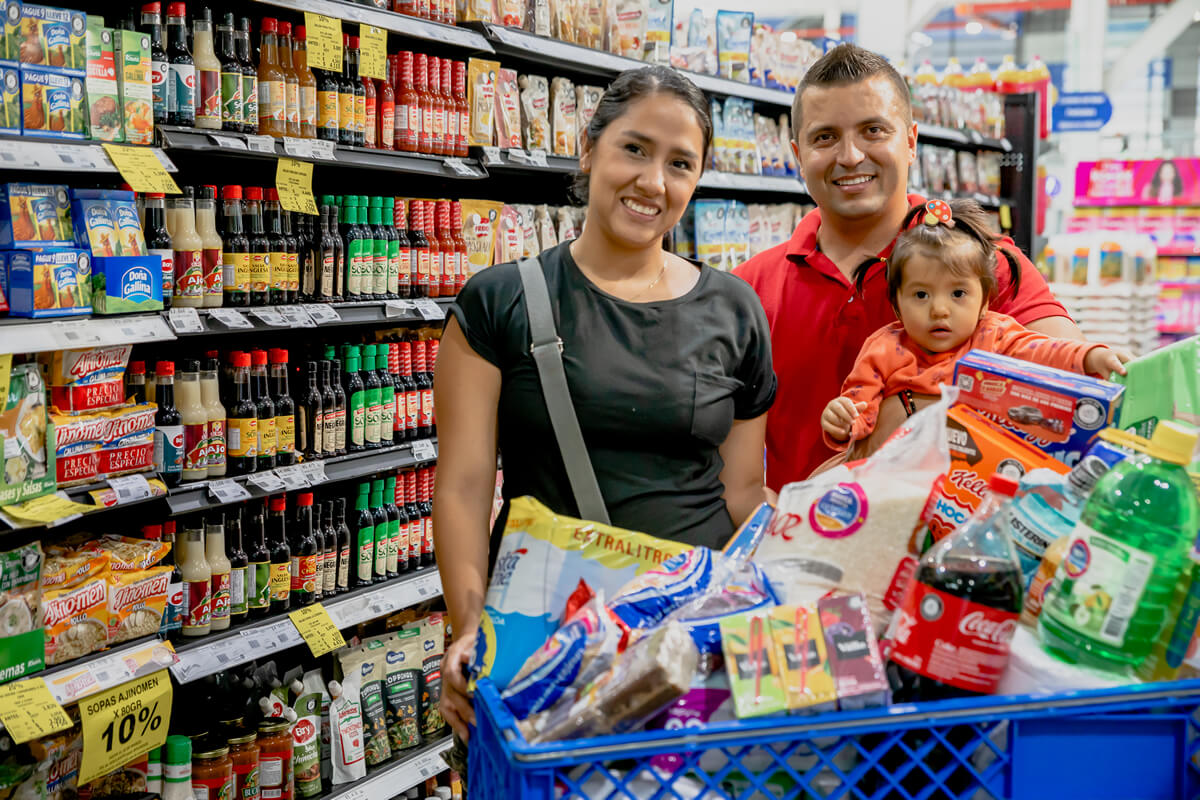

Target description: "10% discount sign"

left=79, top=671, right=172, bottom=784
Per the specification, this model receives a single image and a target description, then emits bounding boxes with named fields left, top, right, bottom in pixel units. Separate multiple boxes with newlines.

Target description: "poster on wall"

left=1075, top=158, right=1200, bottom=207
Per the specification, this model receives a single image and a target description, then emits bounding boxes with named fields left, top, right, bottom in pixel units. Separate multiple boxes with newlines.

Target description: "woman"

left=433, top=66, right=776, bottom=740
left=1144, top=159, right=1183, bottom=204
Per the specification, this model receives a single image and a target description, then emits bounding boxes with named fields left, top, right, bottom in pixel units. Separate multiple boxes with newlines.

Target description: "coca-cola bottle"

left=888, top=473, right=1023, bottom=702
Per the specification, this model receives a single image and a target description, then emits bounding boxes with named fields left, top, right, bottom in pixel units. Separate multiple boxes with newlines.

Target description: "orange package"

left=44, top=574, right=110, bottom=665
left=107, top=566, right=171, bottom=644
left=42, top=547, right=111, bottom=591
left=920, top=404, right=1069, bottom=547
left=92, top=536, right=170, bottom=572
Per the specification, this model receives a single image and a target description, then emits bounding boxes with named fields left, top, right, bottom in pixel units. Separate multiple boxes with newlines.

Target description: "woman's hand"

left=1084, top=346, right=1129, bottom=378
left=822, top=398, right=866, bottom=442
left=440, top=628, right=478, bottom=742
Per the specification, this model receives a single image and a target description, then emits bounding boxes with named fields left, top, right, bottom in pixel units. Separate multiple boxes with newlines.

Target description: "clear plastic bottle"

left=201, top=354, right=227, bottom=477
left=170, top=188, right=204, bottom=307
left=206, top=513, right=232, bottom=631
left=178, top=359, right=209, bottom=482
left=195, top=186, right=224, bottom=307
left=193, top=7, right=221, bottom=129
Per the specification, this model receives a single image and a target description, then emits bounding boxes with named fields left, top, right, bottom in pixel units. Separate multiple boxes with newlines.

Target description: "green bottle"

left=371, top=478, right=388, bottom=582
left=384, top=475, right=400, bottom=578
left=384, top=197, right=401, bottom=299
left=1039, top=421, right=1200, bottom=671
left=354, top=482, right=374, bottom=587
left=362, top=344, right=382, bottom=448
left=369, top=200, right=388, bottom=299
left=344, top=347, right=365, bottom=452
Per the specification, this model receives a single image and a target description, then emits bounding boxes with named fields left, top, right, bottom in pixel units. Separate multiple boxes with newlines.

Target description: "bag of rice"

left=754, top=388, right=957, bottom=634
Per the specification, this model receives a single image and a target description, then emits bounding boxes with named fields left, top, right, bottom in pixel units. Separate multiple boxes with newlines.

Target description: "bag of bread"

left=550, top=77, right=577, bottom=157
left=107, top=566, right=170, bottom=644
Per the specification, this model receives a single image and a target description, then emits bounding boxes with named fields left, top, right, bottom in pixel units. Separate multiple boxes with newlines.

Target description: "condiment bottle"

left=170, top=188, right=204, bottom=307
left=128, top=360, right=147, bottom=404
left=142, top=3, right=168, bottom=125
left=154, top=360, right=184, bottom=486
left=385, top=344, right=403, bottom=443
left=196, top=185, right=224, bottom=307
left=378, top=69, right=394, bottom=150
left=193, top=7, right=221, bottom=129
left=216, top=13, right=242, bottom=132
left=415, top=339, right=434, bottom=438
left=316, top=36, right=339, bottom=142
left=160, top=521, right=184, bottom=638
left=192, top=743, right=233, bottom=800
left=268, top=496, right=291, bottom=613
left=163, top=736, right=193, bottom=800
left=278, top=21, right=300, bottom=138
left=318, top=360, right=337, bottom=459
left=263, top=189, right=288, bottom=305
left=299, top=360, right=323, bottom=461
left=293, top=27, right=317, bottom=139
left=393, top=472, right=410, bottom=573
left=348, top=37, right=365, bottom=146
left=227, top=730, right=259, bottom=800
left=391, top=198, right=411, bottom=299
left=147, top=747, right=163, bottom=796
left=256, top=719, right=293, bottom=800
left=245, top=187, right=271, bottom=306
left=180, top=516, right=213, bottom=637
left=451, top=200, right=468, bottom=294
left=409, top=200, right=429, bottom=297
left=206, top=513, right=232, bottom=631
left=226, top=507, right=248, bottom=625
left=226, top=351, right=258, bottom=475
left=362, top=345, right=382, bottom=448
left=368, top=200, right=388, bottom=299
left=425, top=55, right=444, bottom=155
left=166, top=2, right=195, bottom=126
left=353, top=482, right=374, bottom=587
left=343, top=349, right=365, bottom=452
left=370, top=479, right=388, bottom=581
left=384, top=475, right=400, bottom=578
left=452, top=61, right=469, bottom=157
left=246, top=503, right=271, bottom=619
left=440, top=58, right=457, bottom=158
left=221, top=185, right=250, bottom=306
left=414, top=53, right=432, bottom=154
left=251, top=350, right=277, bottom=471
left=290, top=493, right=318, bottom=606
left=236, top=18, right=258, bottom=133
left=179, top=359, right=209, bottom=482
left=397, top=340, right=418, bottom=441
left=257, top=18, right=286, bottom=137
left=419, top=466, right=435, bottom=566
left=395, top=52, right=418, bottom=153
left=310, top=500, right=326, bottom=601
left=353, top=38, right=375, bottom=148
left=383, top=198, right=401, bottom=299
left=424, top=200, right=442, bottom=298
left=337, top=35, right=355, bottom=146
left=333, top=497, right=351, bottom=592
left=201, top=354, right=227, bottom=476
left=144, top=193, right=174, bottom=308
left=436, top=200, right=455, bottom=297
left=322, top=501, right=339, bottom=596
left=403, top=470, right=421, bottom=569
left=377, top=347, right=396, bottom=447
left=271, top=348, right=296, bottom=466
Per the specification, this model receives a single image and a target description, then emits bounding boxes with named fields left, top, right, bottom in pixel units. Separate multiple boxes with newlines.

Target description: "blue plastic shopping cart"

left=470, top=677, right=1200, bottom=799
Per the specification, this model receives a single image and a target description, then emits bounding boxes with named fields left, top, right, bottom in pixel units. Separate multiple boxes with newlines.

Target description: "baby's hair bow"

left=923, top=199, right=955, bottom=228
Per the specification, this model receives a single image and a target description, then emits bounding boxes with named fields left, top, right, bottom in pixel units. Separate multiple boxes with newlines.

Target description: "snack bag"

left=51, top=411, right=106, bottom=486
left=94, top=535, right=170, bottom=571
left=383, top=628, right=424, bottom=751
left=550, top=76, right=576, bottom=157
left=107, top=565, right=170, bottom=643
left=47, top=345, right=131, bottom=415
left=493, top=68, right=521, bottom=149
left=459, top=199, right=502, bottom=277
left=466, top=59, right=499, bottom=146
left=472, top=495, right=690, bottom=689
left=404, top=614, right=446, bottom=737
left=44, top=573, right=108, bottom=664
left=518, top=74, right=550, bottom=152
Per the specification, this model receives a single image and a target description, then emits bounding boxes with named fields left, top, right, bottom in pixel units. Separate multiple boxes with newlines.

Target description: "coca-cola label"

left=807, top=483, right=868, bottom=539
left=889, top=582, right=1017, bottom=694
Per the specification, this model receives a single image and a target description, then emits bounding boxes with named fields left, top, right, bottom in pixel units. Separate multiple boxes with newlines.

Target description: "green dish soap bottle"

left=1039, top=420, right=1200, bottom=671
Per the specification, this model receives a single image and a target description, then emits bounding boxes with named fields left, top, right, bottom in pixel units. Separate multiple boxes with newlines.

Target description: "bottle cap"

left=146, top=192, right=165, bottom=199
left=222, top=185, right=242, bottom=200
left=232, top=352, right=251, bottom=368
left=129, top=360, right=145, bottom=375
left=270, top=496, right=287, bottom=512
left=164, top=520, right=176, bottom=535
left=245, top=187, right=263, bottom=201
left=1146, top=420, right=1198, bottom=466
left=278, top=20, right=291, bottom=35
left=260, top=17, right=276, bottom=33
left=298, top=492, right=313, bottom=506
left=167, top=2, right=186, bottom=16
left=251, top=350, right=268, bottom=366
left=342, top=32, right=349, bottom=45
left=183, top=359, right=200, bottom=373
left=1067, top=454, right=1110, bottom=495
left=142, top=2, right=161, bottom=12
left=371, top=478, right=384, bottom=491
left=142, top=524, right=162, bottom=539
left=269, top=347, right=288, bottom=364
left=205, top=349, right=219, bottom=359
left=349, top=35, right=359, bottom=47
left=165, top=734, right=191, bottom=766
left=155, top=360, right=175, bottom=376
left=266, top=188, right=279, bottom=202
left=295, top=25, right=306, bottom=39
left=989, top=473, right=1019, bottom=497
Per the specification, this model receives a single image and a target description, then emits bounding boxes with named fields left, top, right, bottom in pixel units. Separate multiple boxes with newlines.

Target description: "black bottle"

left=353, top=483, right=374, bottom=588
left=216, top=13, right=242, bottom=132
left=141, top=2, right=168, bottom=126
left=267, top=495, right=290, bottom=614
left=235, top=18, right=257, bottom=135
left=329, top=204, right=345, bottom=302
left=317, top=501, right=336, bottom=599
left=282, top=209, right=301, bottom=305
left=226, top=507, right=249, bottom=625
left=291, top=493, right=317, bottom=606
left=246, top=502, right=271, bottom=619
left=337, top=39, right=355, bottom=146
left=226, top=352, right=257, bottom=475
left=383, top=476, right=400, bottom=579
left=271, top=348, right=296, bottom=467
left=165, top=1, right=194, bottom=127
left=299, top=361, right=323, bottom=461
left=264, top=192, right=288, bottom=306
left=153, top=360, right=183, bottom=487
left=334, top=496, right=351, bottom=593
left=369, top=479, right=388, bottom=583
left=393, top=475, right=410, bottom=574
left=251, top=350, right=276, bottom=472
left=318, top=360, right=337, bottom=459
left=245, top=187, right=270, bottom=306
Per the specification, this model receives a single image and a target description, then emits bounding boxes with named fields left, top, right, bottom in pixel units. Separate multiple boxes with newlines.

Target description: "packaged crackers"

left=51, top=411, right=106, bottom=486
left=99, top=403, right=156, bottom=478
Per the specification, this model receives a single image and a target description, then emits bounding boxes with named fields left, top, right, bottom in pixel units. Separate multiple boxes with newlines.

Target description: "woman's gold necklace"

left=625, top=257, right=669, bottom=301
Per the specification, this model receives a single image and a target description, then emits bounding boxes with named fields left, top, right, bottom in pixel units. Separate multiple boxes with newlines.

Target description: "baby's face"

left=894, top=252, right=987, bottom=353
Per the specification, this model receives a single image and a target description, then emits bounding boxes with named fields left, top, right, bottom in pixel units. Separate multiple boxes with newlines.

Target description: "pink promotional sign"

left=1074, top=158, right=1200, bottom=207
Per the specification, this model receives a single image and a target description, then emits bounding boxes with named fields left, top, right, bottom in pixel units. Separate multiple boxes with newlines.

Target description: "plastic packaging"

left=383, top=628, right=425, bottom=750
left=550, top=76, right=576, bottom=157
left=327, top=680, right=366, bottom=785
left=518, top=74, right=550, bottom=152
left=466, top=59, right=498, bottom=146
left=493, top=68, right=520, bottom=149
left=608, top=0, right=645, bottom=59
left=715, top=11, right=752, bottom=83
left=643, top=0, right=671, bottom=63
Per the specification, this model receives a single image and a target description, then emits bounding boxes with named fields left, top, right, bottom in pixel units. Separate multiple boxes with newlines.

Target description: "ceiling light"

left=1194, top=9, right=1200, bottom=21
left=965, top=21, right=983, bottom=35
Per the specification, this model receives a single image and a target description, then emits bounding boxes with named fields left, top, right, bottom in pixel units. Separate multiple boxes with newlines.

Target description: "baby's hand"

left=1085, top=346, right=1129, bottom=378
left=822, top=398, right=867, bottom=442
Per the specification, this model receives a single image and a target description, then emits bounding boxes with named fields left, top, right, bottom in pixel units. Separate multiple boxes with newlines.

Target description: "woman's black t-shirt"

left=449, top=240, right=777, bottom=555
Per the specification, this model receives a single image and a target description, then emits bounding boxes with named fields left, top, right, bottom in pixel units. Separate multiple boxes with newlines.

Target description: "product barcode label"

left=274, top=465, right=309, bottom=490
left=246, top=471, right=287, bottom=493
left=209, top=479, right=252, bottom=503
left=279, top=306, right=316, bottom=328
left=384, top=300, right=415, bottom=317
left=413, top=299, right=443, bottom=321
left=245, top=135, right=276, bottom=153
left=282, top=137, right=314, bottom=158
left=299, top=461, right=326, bottom=485
left=107, top=474, right=153, bottom=504
left=411, top=439, right=436, bottom=462
left=209, top=308, right=253, bottom=329
left=56, top=320, right=105, bottom=347
left=1101, top=549, right=1156, bottom=645
left=168, top=307, right=204, bottom=333
left=442, top=156, right=477, bottom=177
left=211, top=135, right=249, bottom=150
left=250, top=308, right=286, bottom=326
left=301, top=304, right=341, bottom=324
left=481, top=146, right=502, bottom=164
left=527, top=149, right=548, bottom=168
left=309, top=140, right=336, bottom=160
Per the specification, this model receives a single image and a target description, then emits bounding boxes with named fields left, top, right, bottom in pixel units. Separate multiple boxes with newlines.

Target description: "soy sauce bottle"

left=267, top=495, right=291, bottom=613
left=246, top=502, right=271, bottom=619
left=226, top=351, right=258, bottom=475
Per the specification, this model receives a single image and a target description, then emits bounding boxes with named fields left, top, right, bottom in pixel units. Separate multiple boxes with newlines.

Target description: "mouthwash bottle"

left=1039, top=421, right=1200, bottom=671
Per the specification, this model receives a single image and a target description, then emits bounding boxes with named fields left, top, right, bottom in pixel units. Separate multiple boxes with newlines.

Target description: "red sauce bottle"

left=427, top=56, right=446, bottom=156
left=452, top=60, right=469, bottom=157
left=409, top=200, right=430, bottom=297
left=439, top=58, right=456, bottom=157
left=450, top=200, right=468, bottom=294
left=435, top=200, right=456, bottom=297
left=395, top=52, right=418, bottom=152
left=415, top=53, right=433, bottom=154
left=424, top=199, right=443, bottom=298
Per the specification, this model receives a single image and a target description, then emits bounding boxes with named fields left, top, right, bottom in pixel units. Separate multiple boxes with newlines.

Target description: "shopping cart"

left=470, top=677, right=1200, bottom=799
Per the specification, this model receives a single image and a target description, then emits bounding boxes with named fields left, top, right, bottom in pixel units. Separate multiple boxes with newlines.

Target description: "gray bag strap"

left=517, top=256, right=610, bottom=525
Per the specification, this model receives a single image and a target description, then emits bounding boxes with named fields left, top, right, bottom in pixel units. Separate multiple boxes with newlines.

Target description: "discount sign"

left=79, top=671, right=172, bottom=784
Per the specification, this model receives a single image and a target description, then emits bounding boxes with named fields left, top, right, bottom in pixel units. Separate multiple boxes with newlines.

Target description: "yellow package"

left=107, top=565, right=170, bottom=643
left=466, top=59, right=499, bottom=147
left=550, top=77, right=576, bottom=157
left=769, top=605, right=837, bottom=712
left=459, top=199, right=503, bottom=277
left=472, top=495, right=690, bottom=689
left=42, top=546, right=110, bottom=590
left=92, top=535, right=170, bottom=572
left=43, top=573, right=109, bottom=665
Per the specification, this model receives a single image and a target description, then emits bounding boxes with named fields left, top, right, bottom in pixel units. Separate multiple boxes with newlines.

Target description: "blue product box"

left=0, top=0, right=20, bottom=66
left=953, top=349, right=1126, bottom=467
left=0, top=64, right=17, bottom=132
left=19, top=65, right=84, bottom=138
left=17, top=4, right=84, bottom=74
left=90, top=254, right=161, bottom=314
left=4, top=246, right=91, bottom=316
left=0, top=182, right=72, bottom=247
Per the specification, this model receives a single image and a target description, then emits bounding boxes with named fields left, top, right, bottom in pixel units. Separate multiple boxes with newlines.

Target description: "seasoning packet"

left=84, top=20, right=121, bottom=142
left=384, top=628, right=424, bottom=751
left=338, top=645, right=391, bottom=766
left=20, top=66, right=86, bottom=139
left=518, top=74, right=549, bottom=153
left=107, top=565, right=169, bottom=644
left=716, top=10, right=753, bottom=83
left=0, top=360, right=53, bottom=505
left=498, top=0, right=524, bottom=27
left=494, top=205, right=523, bottom=265
left=405, top=614, right=447, bottom=737
left=291, top=676, right=323, bottom=798
left=327, top=680, right=366, bottom=785
left=47, top=344, right=131, bottom=416
left=459, top=199, right=502, bottom=277
left=18, top=4, right=87, bottom=73
left=608, top=0, right=646, bottom=59
left=0, top=183, right=74, bottom=248
left=720, top=609, right=787, bottom=718
left=301, top=669, right=332, bottom=783
left=98, top=402, right=156, bottom=479
left=44, top=572, right=109, bottom=665
left=550, top=77, right=576, bottom=157
left=466, top=59, right=499, bottom=147
left=493, top=68, right=521, bottom=150
left=0, top=541, right=44, bottom=684
left=768, top=604, right=836, bottom=713
left=51, top=411, right=105, bottom=486
left=574, top=85, right=603, bottom=155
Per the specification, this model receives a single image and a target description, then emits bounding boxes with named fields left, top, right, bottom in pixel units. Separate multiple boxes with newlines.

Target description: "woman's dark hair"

left=570, top=66, right=712, bottom=205
left=1148, top=159, right=1184, bottom=200
left=855, top=198, right=1021, bottom=307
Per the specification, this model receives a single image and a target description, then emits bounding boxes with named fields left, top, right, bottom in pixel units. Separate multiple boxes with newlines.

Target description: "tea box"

left=0, top=182, right=73, bottom=247
left=84, top=16, right=120, bottom=141
left=113, top=28, right=150, bottom=144
left=16, top=3, right=84, bottom=74
left=20, top=64, right=84, bottom=138
left=3, top=247, right=92, bottom=317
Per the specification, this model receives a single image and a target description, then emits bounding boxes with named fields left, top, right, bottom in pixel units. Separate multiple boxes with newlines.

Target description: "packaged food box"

left=50, top=410, right=104, bottom=485
left=0, top=0, right=20, bottom=64
left=19, top=64, right=84, bottom=138
left=46, top=344, right=131, bottom=414
left=3, top=247, right=91, bottom=316
left=113, top=28, right=150, bottom=145
left=818, top=593, right=889, bottom=710
left=954, top=349, right=1125, bottom=466
left=0, top=541, right=45, bottom=685
left=0, top=182, right=73, bottom=247
left=70, top=188, right=144, bottom=255
left=0, top=63, right=18, bottom=133
left=922, top=405, right=1069, bottom=547
left=100, top=402, right=155, bottom=477
left=90, top=255, right=161, bottom=314
left=768, top=604, right=837, bottom=713
left=720, top=609, right=787, bottom=718
left=83, top=17, right=120, bottom=141
left=0, top=359, right=55, bottom=505
left=1111, top=336, right=1200, bottom=467
left=16, top=3, right=85, bottom=74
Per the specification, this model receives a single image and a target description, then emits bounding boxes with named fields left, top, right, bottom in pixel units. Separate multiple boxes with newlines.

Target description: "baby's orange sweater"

left=824, top=311, right=1101, bottom=449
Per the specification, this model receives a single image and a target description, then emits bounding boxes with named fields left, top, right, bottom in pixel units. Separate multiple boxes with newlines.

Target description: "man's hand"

left=440, top=629, right=478, bottom=741
left=1085, top=346, right=1129, bottom=379
left=822, top=397, right=867, bottom=442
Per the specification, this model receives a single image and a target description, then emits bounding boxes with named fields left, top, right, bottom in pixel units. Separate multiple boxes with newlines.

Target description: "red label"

left=409, top=521, right=421, bottom=562
left=420, top=389, right=433, bottom=428
left=51, top=381, right=125, bottom=414
left=183, top=578, right=211, bottom=630
left=208, top=418, right=227, bottom=468
left=884, top=556, right=918, bottom=612
left=889, top=582, right=1017, bottom=694
left=184, top=421, right=208, bottom=471
left=211, top=571, right=231, bottom=621
left=955, top=372, right=1076, bottom=444
left=422, top=517, right=433, bottom=556
left=406, top=391, right=420, bottom=430
left=202, top=248, right=223, bottom=296
left=57, top=450, right=101, bottom=485
left=100, top=441, right=155, bottom=476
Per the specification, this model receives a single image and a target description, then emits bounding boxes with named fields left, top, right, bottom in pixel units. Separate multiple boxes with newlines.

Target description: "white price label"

left=245, top=135, right=276, bottom=153
left=527, top=149, right=549, bottom=168
left=107, top=474, right=153, bottom=504
left=211, top=135, right=248, bottom=150
left=411, top=439, right=436, bottom=462
left=279, top=306, right=316, bottom=328
left=167, top=307, right=204, bottom=334
left=55, top=320, right=105, bottom=348
left=299, top=461, right=327, bottom=485
left=250, top=308, right=287, bottom=326
left=385, top=300, right=415, bottom=317
left=481, top=146, right=502, bottom=164
left=274, top=464, right=310, bottom=490
left=209, top=479, right=252, bottom=503
left=209, top=309, right=253, bottom=329
left=413, top=299, right=444, bottom=321
left=301, top=303, right=341, bottom=324
left=0, top=140, right=41, bottom=168
left=310, top=139, right=336, bottom=160
left=283, top=137, right=314, bottom=158
left=245, top=471, right=287, bottom=494
left=443, top=156, right=477, bottom=177
left=506, top=148, right=528, bottom=163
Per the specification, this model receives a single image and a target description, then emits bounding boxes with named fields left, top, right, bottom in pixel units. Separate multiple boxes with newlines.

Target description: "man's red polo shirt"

left=733, top=194, right=1069, bottom=490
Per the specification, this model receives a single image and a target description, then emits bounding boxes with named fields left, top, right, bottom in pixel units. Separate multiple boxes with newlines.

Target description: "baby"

left=822, top=198, right=1126, bottom=447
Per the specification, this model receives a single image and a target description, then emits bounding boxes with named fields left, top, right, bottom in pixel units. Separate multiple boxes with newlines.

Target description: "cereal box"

left=768, top=604, right=837, bottom=713
left=954, top=349, right=1125, bottom=466
left=70, top=189, right=144, bottom=255
left=84, top=17, right=120, bottom=141
left=47, top=344, right=131, bottom=414
left=50, top=410, right=104, bottom=485
left=113, top=29, right=150, bottom=145
left=0, top=359, right=55, bottom=505
left=43, top=573, right=108, bottom=665
left=4, top=248, right=92, bottom=317
left=19, top=65, right=84, bottom=138
left=818, top=593, right=889, bottom=710
left=100, top=402, right=155, bottom=478
left=0, top=182, right=73, bottom=247
left=0, top=0, right=20, bottom=64
left=17, top=4, right=85, bottom=74
left=0, top=64, right=18, bottom=133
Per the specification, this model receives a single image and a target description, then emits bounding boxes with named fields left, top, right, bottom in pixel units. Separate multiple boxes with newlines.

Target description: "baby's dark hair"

left=862, top=198, right=1021, bottom=307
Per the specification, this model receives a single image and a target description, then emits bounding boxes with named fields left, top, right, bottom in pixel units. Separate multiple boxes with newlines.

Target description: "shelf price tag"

left=167, top=307, right=204, bottom=334
left=275, top=464, right=310, bottom=490
left=442, top=157, right=476, bottom=177
left=0, top=678, right=73, bottom=744
left=78, top=671, right=172, bottom=784
left=384, top=300, right=414, bottom=317
left=250, top=308, right=287, bottom=326
left=279, top=306, right=316, bottom=328
left=413, top=298, right=444, bottom=321
left=481, top=146, right=502, bottom=164
left=309, top=139, right=336, bottom=160
left=246, top=471, right=287, bottom=494
left=299, top=461, right=327, bottom=485
left=209, top=308, right=253, bottom=329
left=289, top=604, right=346, bottom=657
left=304, top=13, right=343, bottom=72
left=359, top=25, right=387, bottom=80
left=276, top=158, right=319, bottom=216
left=209, top=479, right=252, bottom=503
left=101, top=144, right=180, bottom=194
left=526, top=149, right=548, bottom=168
left=302, top=303, right=340, bottom=324
left=999, top=204, right=1012, bottom=231
left=282, top=137, right=314, bottom=159
left=245, top=135, right=276, bottom=154
left=107, top=474, right=153, bottom=504
left=411, top=439, right=436, bottom=462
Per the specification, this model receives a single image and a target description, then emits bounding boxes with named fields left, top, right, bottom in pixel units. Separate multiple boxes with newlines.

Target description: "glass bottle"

left=427, top=56, right=445, bottom=156
left=235, top=18, right=257, bottom=134
left=263, top=189, right=289, bottom=305
left=352, top=483, right=373, bottom=587
left=414, top=338, right=433, bottom=438
left=170, top=188, right=204, bottom=307
left=160, top=520, right=184, bottom=638
left=282, top=209, right=300, bottom=303
left=316, top=49, right=339, bottom=142
left=383, top=475, right=400, bottom=578
left=362, top=345, right=382, bottom=449
left=425, top=199, right=442, bottom=298
left=385, top=344, right=404, bottom=443
left=256, top=18, right=286, bottom=137
left=330, top=203, right=345, bottom=302
left=154, top=360, right=184, bottom=487
left=343, top=349, right=365, bottom=452
left=368, top=201, right=387, bottom=299
left=342, top=202, right=363, bottom=300
left=318, top=360, right=337, bottom=460
left=395, top=52, right=418, bottom=153
left=451, top=200, right=469, bottom=294
left=419, top=466, right=435, bottom=567
left=440, top=58, right=457, bottom=157
left=180, top=517, right=212, bottom=636
left=333, top=497, right=352, bottom=593
left=366, top=479, right=386, bottom=582
left=310, top=500, right=326, bottom=601
left=330, top=357, right=348, bottom=456
left=348, top=37, right=365, bottom=147
left=293, top=26, right=317, bottom=139
left=179, top=359, right=209, bottom=482
left=267, top=496, right=291, bottom=614
left=142, top=2, right=169, bottom=125
left=220, top=185, right=250, bottom=306
left=271, top=348, right=296, bottom=467
left=392, top=198, right=411, bottom=299
left=206, top=513, right=233, bottom=631
left=377, top=345, right=396, bottom=447
left=414, top=53, right=433, bottom=154
left=354, top=39, right=375, bottom=149
left=201, top=354, right=227, bottom=477
left=409, top=200, right=429, bottom=297
left=290, top=493, right=318, bottom=606
left=216, top=13, right=242, bottom=132
left=244, top=187, right=270, bottom=306
left=313, top=204, right=332, bottom=301
left=337, top=34, right=355, bottom=146
left=277, top=21, right=300, bottom=138
left=299, top=361, right=323, bottom=461
left=322, top=500, right=339, bottom=596
left=128, top=361, right=147, bottom=405
left=246, top=503, right=271, bottom=619
left=166, top=2, right=195, bottom=127
left=436, top=200, right=456, bottom=298
left=196, top=186, right=224, bottom=307
left=251, top=349, right=277, bottom=472
left=226, top=507, right=249, bottom=625
left=193, top=7, right=221, bottom=129
left=225, top=351, right=258, bottom=475
left=403, top=470, right=421, bottom=569
left=397, top=340, right=418, bottom=442
left=394, top=473, right=410, bottom=574
left=145, top=192, right=175, bottom=308
left=378, top=71, right=394, bottom=151
left=452, top=60, right=469, bottom=158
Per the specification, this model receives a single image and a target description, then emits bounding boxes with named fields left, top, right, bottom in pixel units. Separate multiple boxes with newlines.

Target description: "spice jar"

left=257, top=718, right=294, bottom=800
left=192, top=743, right=234, bottom=800
left=228, top=729, right=261, bottom=800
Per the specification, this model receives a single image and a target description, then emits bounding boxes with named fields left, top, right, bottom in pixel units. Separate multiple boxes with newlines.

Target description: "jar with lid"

left=228, top=729, right=261, bottom=800
left=192, top=742, right=234, bottom=800
left=257, top=718, right=293, bottom=800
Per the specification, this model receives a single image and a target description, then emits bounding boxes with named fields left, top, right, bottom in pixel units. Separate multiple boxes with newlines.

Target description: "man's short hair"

left=791, top=43, right=912, bottom=135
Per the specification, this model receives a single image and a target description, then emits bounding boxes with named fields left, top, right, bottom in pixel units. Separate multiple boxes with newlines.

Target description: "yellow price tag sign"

left=0, top=678, right=73, bottom=744
left=79, top=671, right=171, bottom=784
left=304, top=12, right=343, bottom=72
left=999, top=204, right=1013, bottom=230
left=2, top=493, right=97, bottom=525
left=101, top=144, right=180, bottom=194
left=289, top=603, right=346, bottom=657
left=359, top=25, right=387, bottom=80
left=275, top=158, right=319, bottom=216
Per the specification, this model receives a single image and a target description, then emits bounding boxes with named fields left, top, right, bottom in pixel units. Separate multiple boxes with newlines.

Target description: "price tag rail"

left=253, top=0, right=493, bottom=51
left=323, top=735, right=453, bottom=800
left=0, top=313, right=176, bottom=355
left=0, top=134, right=178, bottom=174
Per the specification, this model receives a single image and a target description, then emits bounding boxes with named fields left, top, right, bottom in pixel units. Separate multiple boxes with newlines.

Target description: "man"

left=735, top=44, right=1080, bottom=489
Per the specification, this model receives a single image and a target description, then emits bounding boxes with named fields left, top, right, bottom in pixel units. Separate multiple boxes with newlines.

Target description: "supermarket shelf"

left=158, top=126, right=487, bottom=180
left=325, top=736, right=453, bottom=800
left=22, top=638, right=177, bottom=711
left=697, top=171, right=809, bottom=197
left=252, top=0, right=493, bottom=51
left=0, top=313, right=175, bottom=355
left=917, top=122, right=1011, bottom=152
left=171, top=568, right=443, bottom=683
left=0, top=135, right=178, bottom=173
left=168, top=297, right=451, bottom=336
